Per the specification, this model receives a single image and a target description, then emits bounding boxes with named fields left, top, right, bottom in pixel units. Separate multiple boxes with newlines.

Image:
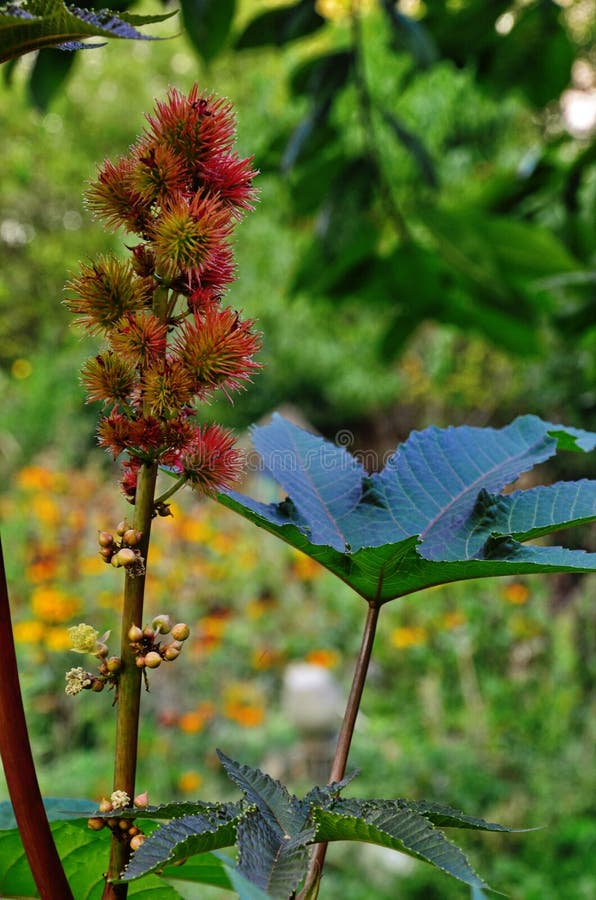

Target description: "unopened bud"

left=98, top=532, right=114, bottom=548
left=134, top=791, right=149, bottom=808
left=91, top=679, right=105, bottom=692
left=144, top=651, right=162, bottom=669
left=128, top=624, right=143, bottom=643
left=164, top=646, right=180, bottom=661
left=130, top=834, right=146, bottom=851
left=135, top=656, right=146, bottom=668
left=98, top=798, right=113, bottom=813
left=171, top=623, right=190, bottom=642
left=142, top=625, right=155, bottom=641
left=118, top=819, right=130, bottom=831
left=116, top=521, right=129, bottom=536
left=106, top=656, right=122, bottom=674
left=87, top=817, right=105, bottom=831
left=152, top=614, right=172, bottom=635
left=99, top=547, right=114, bottom=561
left=95, top=642, right=109, bottom=658
left=123, top=529, right=142, bottom=547
left=112, top=548, right=137, bottom=568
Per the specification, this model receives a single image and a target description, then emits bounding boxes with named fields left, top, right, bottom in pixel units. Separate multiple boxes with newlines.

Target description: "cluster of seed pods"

left=128, top=615, right=190, bottom=670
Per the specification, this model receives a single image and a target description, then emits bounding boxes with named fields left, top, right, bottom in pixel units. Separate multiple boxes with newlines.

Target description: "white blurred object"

left=282, top=663, right=343, bottom=736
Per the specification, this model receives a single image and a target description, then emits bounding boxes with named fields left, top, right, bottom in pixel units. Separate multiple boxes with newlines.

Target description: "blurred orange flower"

left=306, top=648, right=340, bottom=669
left=13, top=620, right=45, bottom=643
left=503, top=582, right=530, bottom=605
left=442, top=611, right=466, bottom=630
left=177, top=771, right=203, bottom=794
left=290, top=551, right=321, bottom=581
left=17, top=466, right=56, bottom=491
left=178, top=701, right=215, bottom=734
left=31, top=586, right=80, bottom=623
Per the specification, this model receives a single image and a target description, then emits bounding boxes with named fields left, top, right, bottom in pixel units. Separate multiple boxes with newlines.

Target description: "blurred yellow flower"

left=31, top=495, right=60, bottom=527
left=175, top=513, right=213, bottom=544
left=177, top=771, right=203, bottom=794
left=251, top=646, right=285, bottom=670
left=45, top=627, right=72, bottom=652
left=390, top=625, right=428, bottom=649
left=306, top=648, right=340, bottom=669
left=31, top=586, right=80, bottom=623
left=223, top=684, right=265, bottom=728
left=503, top=582, right=530, bottom=605
left=13, top=620, right=45, bottom=643
left=291, top=552, right=321, bottom=581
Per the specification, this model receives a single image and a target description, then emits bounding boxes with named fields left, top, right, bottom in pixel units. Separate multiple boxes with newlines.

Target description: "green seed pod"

left=171, top=623, right=190, bottom=642
left=144, top=651, right=162, bottom=669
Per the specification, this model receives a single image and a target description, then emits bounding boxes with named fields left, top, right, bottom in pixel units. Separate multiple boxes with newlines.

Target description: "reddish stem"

left=0, top=536, right=75, bottom=899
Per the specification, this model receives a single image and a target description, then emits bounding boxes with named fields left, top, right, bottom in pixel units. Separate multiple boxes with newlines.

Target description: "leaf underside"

left=0, top=0, right=175, bottom=63
left=217, top=414, right=596, bottom=602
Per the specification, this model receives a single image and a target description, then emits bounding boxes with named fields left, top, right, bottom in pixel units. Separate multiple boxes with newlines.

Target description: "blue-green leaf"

left=217, top=414, right=596, bottom=602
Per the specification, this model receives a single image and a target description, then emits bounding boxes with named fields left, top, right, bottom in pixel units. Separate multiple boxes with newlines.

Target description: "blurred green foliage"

left=1, top=0, right=595, bottom=480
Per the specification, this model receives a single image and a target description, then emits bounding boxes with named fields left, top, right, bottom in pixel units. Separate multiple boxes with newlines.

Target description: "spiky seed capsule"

left=152, top=614, right=172, bottom=634
left=87, top=817, right=105, bottom=831
left=123, top=529, right=141, bottom=547
left=144, top=651, right=162, bottom=669
left=171, top=623, right=190, bottom=642
left=130, top=834, right=146, bottom=851
left=128, top=624, right=143, bottom=643
left=164, top=646, right=180, bottom=661
left=98, top=531, right=114, bottom=548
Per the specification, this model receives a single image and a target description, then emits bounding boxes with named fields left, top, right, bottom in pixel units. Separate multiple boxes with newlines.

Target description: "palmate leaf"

left=218, top=414, right=596, bottom=603
left=0, top=0, right=175, bottom=64
left=313, top=805, right=490, bottom=892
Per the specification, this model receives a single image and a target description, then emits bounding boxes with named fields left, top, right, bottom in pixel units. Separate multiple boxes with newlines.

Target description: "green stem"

left=298, top=600, right=382, bottom=900
left=101, top=466, right=158, bottom=900
left=154, top=474, right=187, bottom=507
left=0, top=537, right=75, bottom=899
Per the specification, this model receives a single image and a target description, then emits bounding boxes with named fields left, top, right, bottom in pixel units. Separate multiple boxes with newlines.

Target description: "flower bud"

left=112, top=548, right=137, bottom=567
left=91, top=679, right=105, bottom=692
left=152, top=614, right=172, bottom=635
left=99, top=797, right=113, bottom=813
left=116, top=520, right=129, bottom=536
left=106, top=656, right=122, bottom=674
left=169, top=640, right=183, bottom=651
left=128, top=825, right=141, bottom=837
left=98, top=531, right=114, bottom=548
left=144, top=651, right=162, bottom=669
left=134, top=791, right=149, bottom=808
left=118, top=819, right=130, bottom=831
left=99, top=547, right=114, bottom=561
left=130, top=834, right=146, bottom=851
left=95, top=642, right=109, bottom=658
left=135, top=656, right=146, bottom=668
left=123, top=529, right=142, bottom=547
left=128, top=624, right=143, bottom=643
left=171, top=623, right=190, bottom=642
left=88, top=817, right=105, bottom=831
left=164, top=646, right=180, bottom=661
left=142, top=625, right=155, bottom=641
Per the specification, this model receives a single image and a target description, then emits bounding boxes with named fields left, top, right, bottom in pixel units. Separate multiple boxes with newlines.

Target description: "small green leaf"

left=180, top=0, right=235, bottom=64
left=234, top=0, right=324, bottom=49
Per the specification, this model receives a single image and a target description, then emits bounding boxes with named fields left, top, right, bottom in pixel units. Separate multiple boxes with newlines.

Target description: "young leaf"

left=119, top=810, right=241, bottom=881
left=237, top=808, right=311, bottom=900
left=0, top=0, right=175, bottom=64
left=217, top=414, right=596, bottom=602
left=217, top=751, right=311, bottom=837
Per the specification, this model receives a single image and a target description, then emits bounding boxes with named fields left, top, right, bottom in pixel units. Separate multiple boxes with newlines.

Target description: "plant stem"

left=101, top=461, right=158, bottom=900
left=0, top=537, right=75, bottom=900
left=298, top=600, right=382, bottom=900
left=154, top=474, right=187, bottom=507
